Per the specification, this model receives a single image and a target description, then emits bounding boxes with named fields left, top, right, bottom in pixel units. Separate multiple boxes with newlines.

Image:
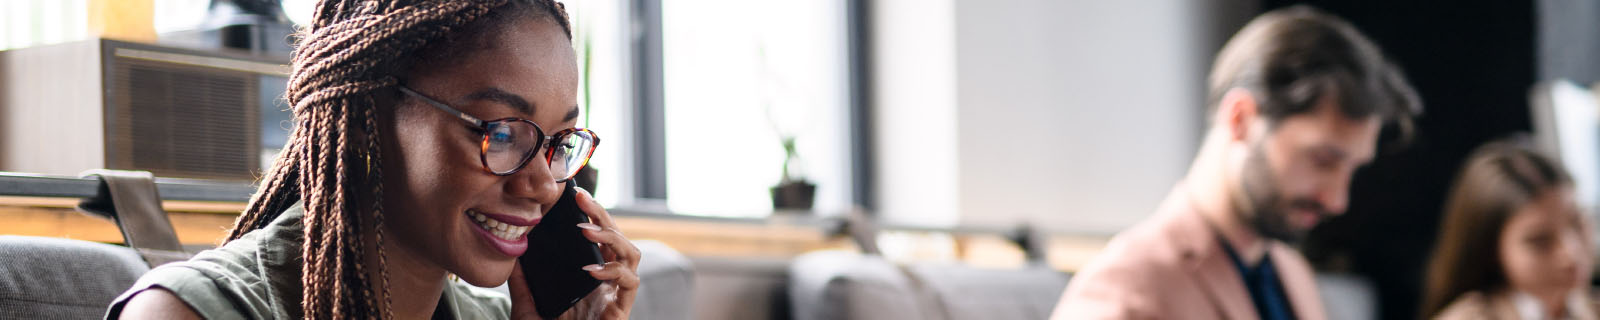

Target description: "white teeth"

left=468, top=210, right=531, bottom=241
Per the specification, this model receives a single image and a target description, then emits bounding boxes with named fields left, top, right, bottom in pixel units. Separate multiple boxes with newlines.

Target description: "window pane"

left=661, top=0, right=851, bottom=217
left=2, top=0, right=88, bottom=51
left=565, top=0, right=631, bottom=207
left=153, top=0, right=208, bottom=33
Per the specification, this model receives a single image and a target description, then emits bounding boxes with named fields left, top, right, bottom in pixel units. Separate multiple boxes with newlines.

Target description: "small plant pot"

left=770, top=181, right=816, bottom=211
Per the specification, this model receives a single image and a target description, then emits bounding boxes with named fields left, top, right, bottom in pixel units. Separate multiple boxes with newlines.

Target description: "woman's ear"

left=374, top=86, right=405, bottom=113
left=368, top=87, right=407, bottom=133
left=1216, top=87, right=1260, bottom=143
left=350, top=89, right=402, bottom=174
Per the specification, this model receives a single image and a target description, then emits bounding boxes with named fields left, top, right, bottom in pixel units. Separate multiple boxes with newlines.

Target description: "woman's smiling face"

left=378, top=15, right=579, bottom=287
left=1498, top=187, right=1591, bottom=307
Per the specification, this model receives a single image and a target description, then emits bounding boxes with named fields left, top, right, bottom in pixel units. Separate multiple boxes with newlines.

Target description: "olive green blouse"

left=103, top=203, right=511, bottom=319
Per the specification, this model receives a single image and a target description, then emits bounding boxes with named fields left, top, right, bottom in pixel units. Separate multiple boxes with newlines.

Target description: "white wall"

left=873, top=0, right=1257, bottom=234
left=871, top=0, right=961, bottom=228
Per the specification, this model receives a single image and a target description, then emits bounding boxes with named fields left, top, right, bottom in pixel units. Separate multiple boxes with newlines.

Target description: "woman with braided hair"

left=104, top=0, right=640, bottom=318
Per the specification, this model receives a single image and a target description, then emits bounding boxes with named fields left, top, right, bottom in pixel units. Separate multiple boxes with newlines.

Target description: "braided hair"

left=223, top=0, right=570, bottom=318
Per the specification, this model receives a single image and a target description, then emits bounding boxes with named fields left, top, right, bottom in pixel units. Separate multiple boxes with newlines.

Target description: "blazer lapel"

left=1270, top=244, right=1326, bottom=320
left=1192, top=250, right=1260, bottom=320
left=1162, top=197, right=1259, bottom=320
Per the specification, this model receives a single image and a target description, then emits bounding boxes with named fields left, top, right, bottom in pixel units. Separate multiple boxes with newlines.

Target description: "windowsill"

left=0, top=172, right=1111, bottom=271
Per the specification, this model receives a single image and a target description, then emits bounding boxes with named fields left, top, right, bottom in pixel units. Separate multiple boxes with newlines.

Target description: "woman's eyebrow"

left=463, top=87, right=533, bottom=115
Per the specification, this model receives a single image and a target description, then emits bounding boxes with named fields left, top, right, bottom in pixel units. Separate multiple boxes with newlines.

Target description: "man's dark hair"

left=1207, top=5, right=1422, bottom=135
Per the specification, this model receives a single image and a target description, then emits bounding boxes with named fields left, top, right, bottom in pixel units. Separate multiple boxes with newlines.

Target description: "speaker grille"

left=109, top=58, right=260, bottom=181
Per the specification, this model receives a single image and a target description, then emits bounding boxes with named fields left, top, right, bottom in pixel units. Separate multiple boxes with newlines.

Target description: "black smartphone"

left=520, top=183, right=606, bottom=319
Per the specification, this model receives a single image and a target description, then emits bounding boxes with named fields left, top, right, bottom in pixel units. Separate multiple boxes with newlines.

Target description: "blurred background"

left=1, top=0, right=1597, bottom=319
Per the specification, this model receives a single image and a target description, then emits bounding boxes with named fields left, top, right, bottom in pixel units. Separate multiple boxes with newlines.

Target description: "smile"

left=468, top=209, right=534, bottom=241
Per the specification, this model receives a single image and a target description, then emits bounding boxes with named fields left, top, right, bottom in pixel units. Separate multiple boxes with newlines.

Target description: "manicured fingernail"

left=577, top=223, right=602, bottom=231
left=577, top=187, right=602, bottom=204
left=582, top=264, right=604, bottom=271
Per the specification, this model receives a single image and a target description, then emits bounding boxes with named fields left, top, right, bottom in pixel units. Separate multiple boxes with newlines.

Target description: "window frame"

left=624, top=0, right=874, bottom=214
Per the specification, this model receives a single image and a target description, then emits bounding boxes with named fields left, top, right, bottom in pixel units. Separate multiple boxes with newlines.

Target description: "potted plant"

left=770, top=135, right=816, bottom=211
left=757, top=44, right=816, bottom=211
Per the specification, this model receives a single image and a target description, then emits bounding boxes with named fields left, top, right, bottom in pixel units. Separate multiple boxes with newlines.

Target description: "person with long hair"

left=1423, top=140, right=1596, bottom=319
left=104, top=0, right=641, bottom=318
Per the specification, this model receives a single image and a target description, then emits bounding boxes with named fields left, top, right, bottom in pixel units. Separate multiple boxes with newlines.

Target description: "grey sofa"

left=787, top=250, right=1069, bottom=320
left=0, top=235, right=151, bottom=319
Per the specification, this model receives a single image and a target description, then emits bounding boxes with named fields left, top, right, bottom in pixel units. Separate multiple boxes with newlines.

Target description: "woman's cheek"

left=1501, top=240, right=1541, bottom=290
left=1563, top=231, right=1592, bottom=287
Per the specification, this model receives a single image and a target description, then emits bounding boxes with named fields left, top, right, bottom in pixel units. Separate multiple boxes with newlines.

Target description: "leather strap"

left=76, top=169, right=191, bottom=267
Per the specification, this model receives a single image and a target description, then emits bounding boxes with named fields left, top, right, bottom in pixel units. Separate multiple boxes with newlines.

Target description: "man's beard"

left=1237, top=143, right=1329, bottom=243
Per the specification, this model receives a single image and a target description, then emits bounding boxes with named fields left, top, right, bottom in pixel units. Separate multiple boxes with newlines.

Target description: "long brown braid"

left=223, top=0, right=571, bottom=318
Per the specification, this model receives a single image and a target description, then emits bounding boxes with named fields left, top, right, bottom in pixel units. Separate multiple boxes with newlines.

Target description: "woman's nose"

left=1554, top=231, right=1589, bottom=273
left=506, top=152, right=561, bottom=205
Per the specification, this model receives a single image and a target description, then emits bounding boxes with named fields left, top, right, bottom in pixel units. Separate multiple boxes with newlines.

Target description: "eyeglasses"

left=398, top=85, right=600, bottom=181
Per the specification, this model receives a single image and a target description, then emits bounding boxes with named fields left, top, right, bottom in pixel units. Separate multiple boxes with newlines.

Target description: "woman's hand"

left=508, top=188, right=642, bottom=320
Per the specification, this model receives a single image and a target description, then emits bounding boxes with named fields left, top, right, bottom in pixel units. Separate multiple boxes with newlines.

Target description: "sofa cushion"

left=903, top=263, right=1068, bottom=320
left=790, top=250, right=1070, bottom=320
left=632, top=240, right=695, bottom=320
left=0, top=235, right=150, bottom=319
left=788, top=250, right=929, bottom=320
